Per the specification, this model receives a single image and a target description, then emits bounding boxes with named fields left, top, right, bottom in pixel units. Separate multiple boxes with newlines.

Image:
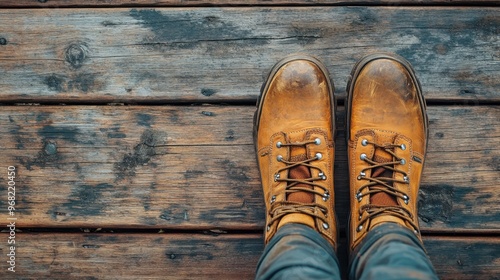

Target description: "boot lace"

left=267, top=138, right=331, bottom=230
left=355, top=140, right=419, bottom=233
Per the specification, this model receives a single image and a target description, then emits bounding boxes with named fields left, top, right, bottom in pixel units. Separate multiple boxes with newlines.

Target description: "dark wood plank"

left=0, top=105, right=498, bottom=232
left=1, top=0, right=498, bottom=7
left=0, top=7, right=498, bottom=103
left=1, top=233, right=264, bottom=279
left=0, top=232, right=498, bottom=279
left=425, top=236, right=500, bottom=280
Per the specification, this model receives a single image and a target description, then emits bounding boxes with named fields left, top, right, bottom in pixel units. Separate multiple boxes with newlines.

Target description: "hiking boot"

left=254, top=55, right=337, bottom=248
left=346, top=53, right=428, bottom=251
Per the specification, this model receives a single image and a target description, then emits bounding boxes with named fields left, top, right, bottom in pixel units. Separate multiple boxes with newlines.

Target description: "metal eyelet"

left=315, top=153, right=322, bottom=160
left=357, top=171, right=366, bottom=181
left=355, top=192, right=362, bottom=202
left=361, top=139, right=368, bottom=146
left=322, top=191, right=330, bottom=202
left=400, top=159, right=406, bottom=165
left=276, top=142, right=282, bottom=148
left=403, top=195, right=409, bottom=205
left=400, top=144, right=406, bottom=150
left=314, top=138, right=321, bottom=145
left=360, top=153, right=367, bottom=160
left=322, top=223, right=329, bottom=229
left=359, top=215, right=362, bottom=221
left=274, top=173, right=280, bottom=181
left=267, top=225, right=271, bottom=231
left=318, top=172, right=326, bottom=180
left=357, top=225, right=363, bottom=232
left=414, top=229, right=419, bottom=235
left=403, top=176, right=409, bottom=183
left=270, top=195, right=276, bottom=204
left=277, top=155, right=283, bottom=162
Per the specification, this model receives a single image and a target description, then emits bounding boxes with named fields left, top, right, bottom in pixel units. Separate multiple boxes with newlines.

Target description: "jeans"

left=255, top=223, right=438, bottom=280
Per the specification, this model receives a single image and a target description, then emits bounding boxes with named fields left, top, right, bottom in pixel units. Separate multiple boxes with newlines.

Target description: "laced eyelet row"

left=267, top=137, right=331, bottom=233
left=355, top=139, right=417, bottom=233
left=276, top=138, right=322, bottom=149
left=354, top=192, right=412, bottom=204
left=361, top=139, right=406, bottom=150
left=278, top=153, right=323, bottom=161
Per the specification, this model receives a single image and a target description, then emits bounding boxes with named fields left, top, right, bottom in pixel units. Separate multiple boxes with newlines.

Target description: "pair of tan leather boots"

left=254, top=53, right=428, bottom=252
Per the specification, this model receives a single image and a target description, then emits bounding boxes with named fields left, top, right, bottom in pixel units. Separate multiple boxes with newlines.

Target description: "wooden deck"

left=0, top=1, right=498, bottom=279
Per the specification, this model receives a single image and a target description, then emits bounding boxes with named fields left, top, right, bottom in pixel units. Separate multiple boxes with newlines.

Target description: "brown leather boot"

left=346, top=53, right=428, bottom=251
left=254, top=55, right=337, bottom=248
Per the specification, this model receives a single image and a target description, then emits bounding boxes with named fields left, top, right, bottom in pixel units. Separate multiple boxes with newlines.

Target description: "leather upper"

left=346, top=54, right=428, bottom=251
left=254, top=56, right=337, bottom=248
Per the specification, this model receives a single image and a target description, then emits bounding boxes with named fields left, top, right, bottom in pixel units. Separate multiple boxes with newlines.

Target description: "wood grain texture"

left=0, top=232, right=498, bottom=279
left=425, top=236, right=500, bottom=280
left=0, top=233, right=264, bottom=279
left=0, top=7, right=498, bottom=103
left=0, top=105, right=498, bottom=232
left=1, top=0, right=498, bottom=7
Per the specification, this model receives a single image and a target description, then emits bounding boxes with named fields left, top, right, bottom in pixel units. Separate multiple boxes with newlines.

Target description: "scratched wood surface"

left=0, top=106, right=498, bottom=233
left=1, top=233, right=498, bottom=279
left=0, top=7, right=498, bottom=103
left=1, top=0, right=498, bottom=7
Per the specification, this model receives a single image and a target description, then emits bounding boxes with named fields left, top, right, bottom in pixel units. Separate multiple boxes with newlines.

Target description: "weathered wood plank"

left=0, top=233, right=263, bottom=279
left=1, top=0, right=497, bottom=7
left=0, top=233, right=498, bottom=279
left=0, top=7, right=498, bottom=103
left=425, top=236, right=500, bottom=280
left=0, top=105, right=498, bottom=232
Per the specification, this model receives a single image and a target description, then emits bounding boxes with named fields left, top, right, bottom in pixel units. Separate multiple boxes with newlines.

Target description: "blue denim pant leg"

left=349, top=223, right=439, bottom=280
left=255, top=223, right=341, bottom=280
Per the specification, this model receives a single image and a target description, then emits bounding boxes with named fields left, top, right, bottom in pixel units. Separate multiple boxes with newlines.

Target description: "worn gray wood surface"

left=1, top=0, right=499, bottom=7
left=0, top=7, right=498, bottom=103
left=1, top=2, right=498, bottom=279
left=0, top=233, right=498, bottom=279
left=0, top=105, right=498, bottom=233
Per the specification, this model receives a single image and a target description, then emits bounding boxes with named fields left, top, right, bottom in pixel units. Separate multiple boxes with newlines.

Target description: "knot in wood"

left=0, top=38, right=7, bottom=45
left=65, top=43, right=89, bottom=69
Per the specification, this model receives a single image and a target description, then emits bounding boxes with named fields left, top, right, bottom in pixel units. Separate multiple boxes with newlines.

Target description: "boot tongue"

left=370, top=149, right=398, bottom=207
left=276, top=143, right=316, bottom=230
left=288, top=153, right=314, bottom=203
